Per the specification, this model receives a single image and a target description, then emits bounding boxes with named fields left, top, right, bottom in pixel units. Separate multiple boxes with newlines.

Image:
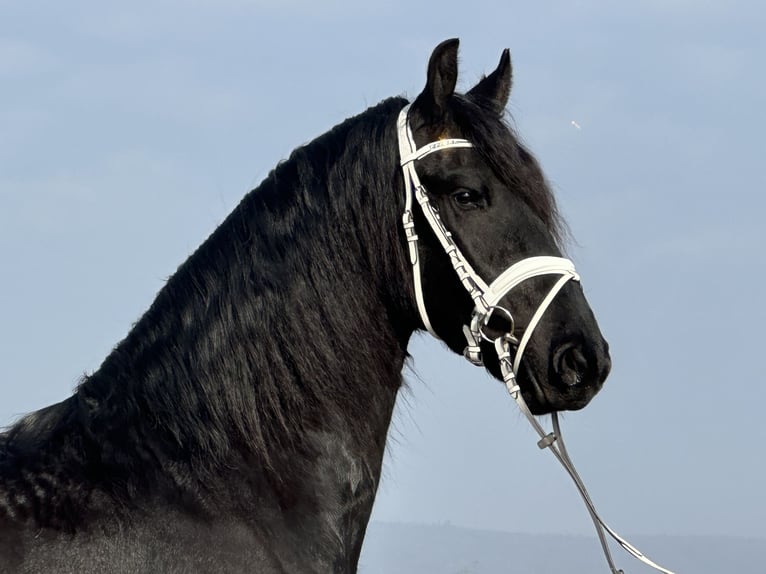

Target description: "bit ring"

left=479, top=305, right=518, bottom=344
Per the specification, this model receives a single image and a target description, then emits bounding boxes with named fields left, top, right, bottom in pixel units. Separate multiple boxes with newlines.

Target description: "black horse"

left=0, top=39, right=610, bottom=573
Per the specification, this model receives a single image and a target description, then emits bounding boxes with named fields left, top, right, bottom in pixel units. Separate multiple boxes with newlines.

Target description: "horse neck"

left=76, top=105, right=414, bottom=511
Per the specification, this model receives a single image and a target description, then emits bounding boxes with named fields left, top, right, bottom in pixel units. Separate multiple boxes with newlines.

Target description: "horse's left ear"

left=413, top=38, right=460, bottom=121
left=467, top=49, right=512, bottom=115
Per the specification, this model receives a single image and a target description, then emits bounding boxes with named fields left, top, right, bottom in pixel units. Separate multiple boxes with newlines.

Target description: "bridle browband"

left=397, top=103, right=675, bottom=574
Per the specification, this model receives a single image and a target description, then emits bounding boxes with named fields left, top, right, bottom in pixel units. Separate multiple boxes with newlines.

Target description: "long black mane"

left=1, top=97, right=412, bottom=524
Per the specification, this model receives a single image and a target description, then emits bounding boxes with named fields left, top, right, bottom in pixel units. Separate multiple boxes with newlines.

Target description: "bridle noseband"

left=396, top=103, right=676, bottom=574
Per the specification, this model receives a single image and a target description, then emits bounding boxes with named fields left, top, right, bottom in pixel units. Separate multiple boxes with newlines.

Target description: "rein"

left=397, top=104, right=675, bottom=574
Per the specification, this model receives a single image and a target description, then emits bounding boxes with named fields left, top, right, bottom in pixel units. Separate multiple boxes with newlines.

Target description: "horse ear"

left=413, top=38, right=460, bottom=120
left=467, top=49, right=512, bottom=115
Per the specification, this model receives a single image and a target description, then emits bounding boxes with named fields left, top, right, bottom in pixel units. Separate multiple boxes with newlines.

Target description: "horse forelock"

left=451, top=94, right=566, bottom=248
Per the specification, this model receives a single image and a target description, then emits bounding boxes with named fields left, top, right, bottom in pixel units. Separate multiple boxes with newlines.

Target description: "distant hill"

left=359, top=522, right=764, bottom=573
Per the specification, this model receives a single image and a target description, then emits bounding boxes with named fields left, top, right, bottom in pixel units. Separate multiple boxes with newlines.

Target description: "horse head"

left=401, top=39, right=611, bottom=414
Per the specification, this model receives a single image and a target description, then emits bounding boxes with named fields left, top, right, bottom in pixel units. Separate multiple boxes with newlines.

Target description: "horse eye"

left=451, top=188, right=483, bottom=207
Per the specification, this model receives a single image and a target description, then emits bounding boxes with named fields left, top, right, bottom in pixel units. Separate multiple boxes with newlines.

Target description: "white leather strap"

left=400, top=138, right=474, bottom=165
left=512, top=273, right=573, bottom=374
left=484, top=256, right=579, bottom=308
left=398, top=104, right=487, bottom=337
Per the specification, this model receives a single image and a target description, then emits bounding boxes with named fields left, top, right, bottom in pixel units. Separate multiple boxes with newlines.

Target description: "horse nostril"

left=553, top=343, right=590, bottom=387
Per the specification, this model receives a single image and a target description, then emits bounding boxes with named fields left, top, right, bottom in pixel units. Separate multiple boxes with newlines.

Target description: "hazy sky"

left=2, top=0, right=764, bottom=558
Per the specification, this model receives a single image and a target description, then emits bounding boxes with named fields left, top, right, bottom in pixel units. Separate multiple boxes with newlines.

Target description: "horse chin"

left=515, top=366, right=551, bottom=415
left=484, top=358, right=598, bottom=415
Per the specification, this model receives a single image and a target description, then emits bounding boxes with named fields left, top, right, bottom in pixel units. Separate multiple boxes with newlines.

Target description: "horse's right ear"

left=467, top=48, right=512, bottom=115
left=412, top=38, right=460, bottom=122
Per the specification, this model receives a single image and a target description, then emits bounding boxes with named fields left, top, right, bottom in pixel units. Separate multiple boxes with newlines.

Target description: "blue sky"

left=2, top=0, right=764, bottom=551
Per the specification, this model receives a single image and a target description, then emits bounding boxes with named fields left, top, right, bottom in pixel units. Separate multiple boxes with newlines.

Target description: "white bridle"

left=397, top=103, right=675, bottom=574
left=397, top=104, right=578, bottom=364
